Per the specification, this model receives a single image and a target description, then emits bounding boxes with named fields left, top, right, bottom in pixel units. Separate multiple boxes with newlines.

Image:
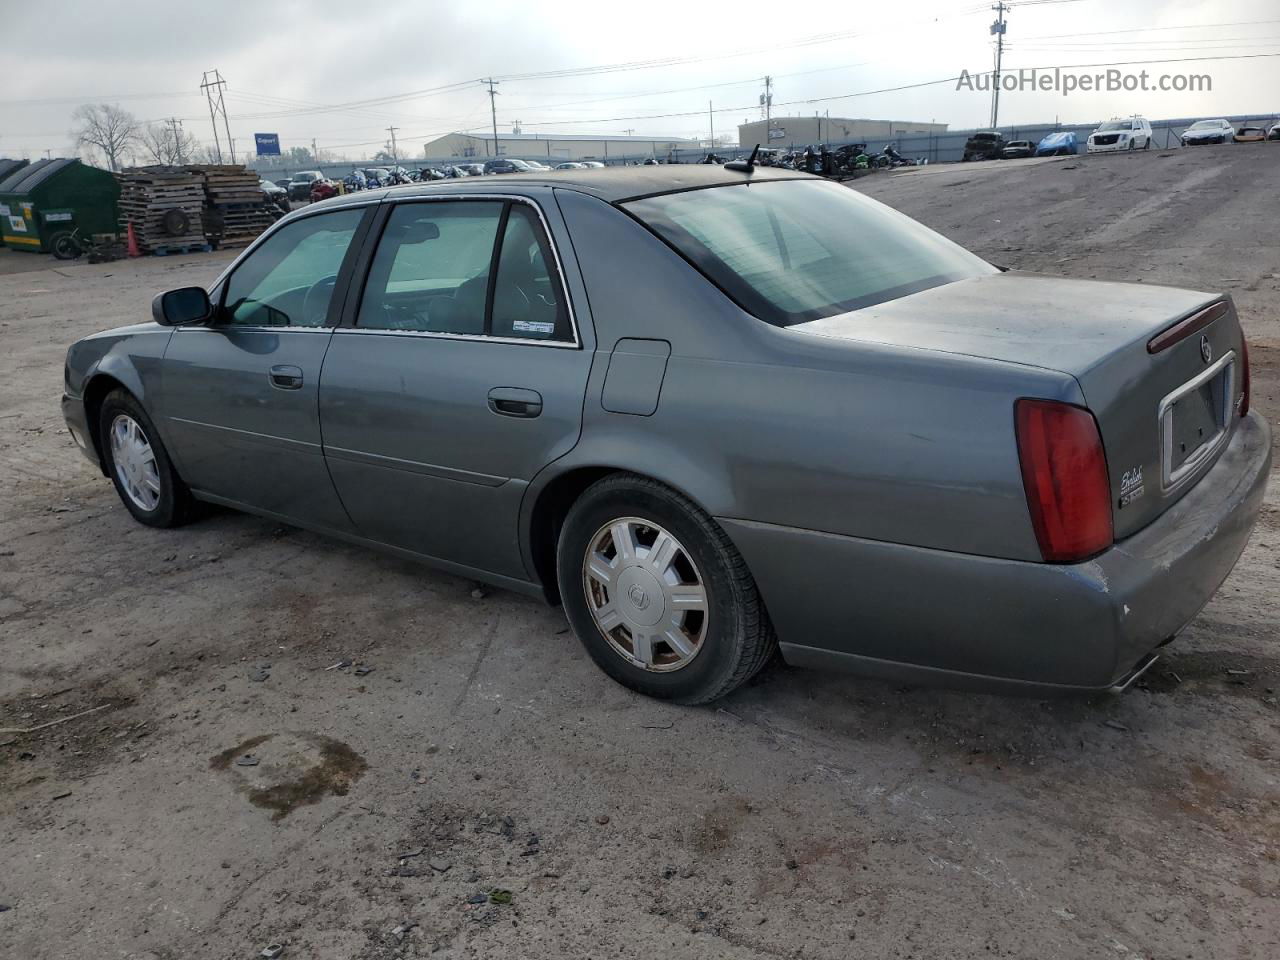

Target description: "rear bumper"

left=720, top=411, right=1271, bottom=694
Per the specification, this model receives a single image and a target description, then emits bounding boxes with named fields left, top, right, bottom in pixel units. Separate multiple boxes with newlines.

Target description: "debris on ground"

left=260, top=944, right=284, bottom=959
left=353, top=665, right=373, bottom=677
left=235, top=754, right=260, bottom=767
left=1102, top=720, right=1129, bottom=732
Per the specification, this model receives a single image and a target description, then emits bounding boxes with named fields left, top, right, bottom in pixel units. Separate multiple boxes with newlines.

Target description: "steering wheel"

left=301, top=275, right=339, bottom=326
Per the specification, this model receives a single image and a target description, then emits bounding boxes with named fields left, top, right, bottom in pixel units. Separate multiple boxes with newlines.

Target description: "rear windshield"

left=624, top=179, right=996, bottom=326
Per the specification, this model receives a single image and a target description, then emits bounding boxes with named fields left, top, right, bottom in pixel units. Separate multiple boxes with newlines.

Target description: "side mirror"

left=152, top=287, right=212, bottom=326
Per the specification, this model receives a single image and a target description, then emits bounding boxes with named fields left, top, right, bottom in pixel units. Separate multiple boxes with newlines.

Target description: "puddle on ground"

left=210, top=732, right=367, bottom=820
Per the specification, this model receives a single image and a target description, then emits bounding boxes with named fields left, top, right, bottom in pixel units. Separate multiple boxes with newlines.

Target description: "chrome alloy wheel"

left=582, top=517, right=709, bottom=672
left=109, top=414, right=161, bottom=512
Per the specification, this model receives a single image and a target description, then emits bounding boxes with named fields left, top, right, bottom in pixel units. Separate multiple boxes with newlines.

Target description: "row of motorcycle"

left=703, top=143, right=926, bottom=175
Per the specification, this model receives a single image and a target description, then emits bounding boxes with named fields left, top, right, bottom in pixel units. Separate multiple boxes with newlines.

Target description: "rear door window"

left=357, top=199, right=573, bottom=342
left=358, top=201, right=503, bottom=334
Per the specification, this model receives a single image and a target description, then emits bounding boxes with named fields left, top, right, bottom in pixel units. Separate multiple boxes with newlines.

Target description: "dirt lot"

left=1, top=146, right=1277, bottom=960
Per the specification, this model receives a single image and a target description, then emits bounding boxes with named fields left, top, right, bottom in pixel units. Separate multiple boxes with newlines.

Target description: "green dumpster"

left=0, top=158, right=119, bottom=254
left=0, top=159, right=28, bottom=246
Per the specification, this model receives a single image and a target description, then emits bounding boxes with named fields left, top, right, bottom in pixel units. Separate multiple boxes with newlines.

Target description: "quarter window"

left=221, top=209, right=363, bottom=327
left=491, top=205, right=570, bottom=341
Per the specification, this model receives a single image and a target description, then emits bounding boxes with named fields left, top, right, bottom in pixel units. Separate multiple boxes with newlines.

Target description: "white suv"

left=1087, top=117, right=1153, bottom=153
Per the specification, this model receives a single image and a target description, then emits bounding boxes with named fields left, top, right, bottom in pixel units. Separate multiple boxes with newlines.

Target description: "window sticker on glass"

left=512, top=320, right=556, bottom=336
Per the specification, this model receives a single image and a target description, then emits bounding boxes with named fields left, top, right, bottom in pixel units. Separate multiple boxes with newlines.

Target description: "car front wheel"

left=98, top=389, right=195, bottom=528
left=557, top=474, right=776, bottom=704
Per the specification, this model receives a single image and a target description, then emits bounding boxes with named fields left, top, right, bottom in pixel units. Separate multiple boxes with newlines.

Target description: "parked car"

left=309, top=178, right=340, bottom=203
left=61, top=167, right=1269, bottom=704
left=962, top=131, right=1006, bottom=161
left=1087, top=116, right=1154, bottom=153
left=555, top=162, right=586, bottom=170
left=1268, top=122, right=1280, bottom=142
left=362, top=167, right=392, bottom=187
left=1035, top=131, right=1078, bottom=156
left=1233, top=126, right=1267, bottom=143
left=1181, top=119, right=1233, bottom=145
left=441, top=165, right=471, bottom=178
left=459, top=163, right=486, bottom=176
left=579, top=161, right=605, bottom=169
left=1001, top=140, right=1034, bottom=159
left=274, top=178, right=293, bottom=191
left=483, top=158, right=535, bottom=175
left=258, top=179, right=291, bottom=214
left=288, top=171, right=323, bottom=201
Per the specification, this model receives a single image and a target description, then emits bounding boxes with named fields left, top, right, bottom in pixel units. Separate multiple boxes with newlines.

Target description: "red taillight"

left=1015, top=399, right=1113, bottom=564
left=1240, top=335, right=1250, bottom=416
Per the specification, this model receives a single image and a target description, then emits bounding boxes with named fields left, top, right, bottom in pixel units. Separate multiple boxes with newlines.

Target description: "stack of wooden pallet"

left=115, top=167, right=207, bottom=255
left=187, top=164, right=274, bottom=248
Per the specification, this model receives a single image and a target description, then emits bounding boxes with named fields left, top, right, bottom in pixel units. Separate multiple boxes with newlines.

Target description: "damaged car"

left=62, top=166, right=1270, bottom=703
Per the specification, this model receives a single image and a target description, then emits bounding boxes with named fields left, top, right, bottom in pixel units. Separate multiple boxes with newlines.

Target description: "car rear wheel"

left=557, top=474, right=776, bottom=704
left=98, top=389, right=195, bottom=528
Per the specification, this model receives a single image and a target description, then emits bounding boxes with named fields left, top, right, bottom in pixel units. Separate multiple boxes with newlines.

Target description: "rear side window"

left=358, top=199, right=572, bottom=342
left=625, top=179, right=995, bottom=326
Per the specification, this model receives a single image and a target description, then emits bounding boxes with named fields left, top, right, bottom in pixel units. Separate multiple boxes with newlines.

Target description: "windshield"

left=1188, top=121, right=1220, bottom=130
left=625, top=179, right=996, bottom=327
left=1097, top=121, right=1131, bottom=132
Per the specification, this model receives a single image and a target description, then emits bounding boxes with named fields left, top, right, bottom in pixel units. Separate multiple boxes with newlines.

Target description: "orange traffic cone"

left=126, top=220, right=141, bottom=258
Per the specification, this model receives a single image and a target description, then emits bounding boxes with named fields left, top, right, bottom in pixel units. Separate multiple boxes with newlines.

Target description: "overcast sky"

left=3, top=0, right=1278, bottom=162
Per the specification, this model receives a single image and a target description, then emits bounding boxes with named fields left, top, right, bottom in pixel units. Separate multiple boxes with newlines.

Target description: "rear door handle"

left=269, top=365, right=304, bottom=390
left=487, top=386, right=543, bottom=418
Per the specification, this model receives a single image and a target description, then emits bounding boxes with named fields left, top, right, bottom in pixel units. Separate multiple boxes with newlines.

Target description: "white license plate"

left=1159, top=352, right=1235, bottom=490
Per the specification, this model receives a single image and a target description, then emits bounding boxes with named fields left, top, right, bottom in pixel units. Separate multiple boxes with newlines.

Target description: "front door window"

left=221, top=209, right=364, bottom=328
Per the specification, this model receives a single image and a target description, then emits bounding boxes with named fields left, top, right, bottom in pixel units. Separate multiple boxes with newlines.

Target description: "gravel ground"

left=1, top=145, right=1277, bottom=960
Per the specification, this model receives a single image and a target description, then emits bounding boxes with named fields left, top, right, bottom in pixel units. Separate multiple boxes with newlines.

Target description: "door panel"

left=317, top=197, right=588, bottom=579
left=161, top=328, right=352, bottom=529
left=319, top=334, right=588, bottom=578
left=158, top=207, right=368, bottom=530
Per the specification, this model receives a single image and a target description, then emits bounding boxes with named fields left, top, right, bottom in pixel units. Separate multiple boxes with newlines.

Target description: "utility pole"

left=166, top=118, right=185, bottom=163
left=709, top=100, right=714, bottom=148
left=990, top=2, right=1008, bottom=130
left=199, top=70, right=234, bottom=163
left=481, top=78, right=500, bottom=157
left=386, top=126, right=400, bottom=164
left=761, top=76, right=773, bottom=140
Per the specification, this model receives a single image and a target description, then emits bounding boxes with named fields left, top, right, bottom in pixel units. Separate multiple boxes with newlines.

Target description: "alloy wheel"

left=582, top=517, right=708, bottom=672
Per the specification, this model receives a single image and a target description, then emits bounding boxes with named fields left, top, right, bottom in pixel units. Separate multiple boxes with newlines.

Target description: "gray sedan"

left=61, top=166, right=1270, bottom=703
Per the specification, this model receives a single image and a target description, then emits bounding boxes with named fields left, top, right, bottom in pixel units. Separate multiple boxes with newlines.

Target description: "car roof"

left=369, top=164, right=812, bottom=204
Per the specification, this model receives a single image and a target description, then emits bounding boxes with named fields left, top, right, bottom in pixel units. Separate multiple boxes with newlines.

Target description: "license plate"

left=1160, top=353, right=1234, bottom=490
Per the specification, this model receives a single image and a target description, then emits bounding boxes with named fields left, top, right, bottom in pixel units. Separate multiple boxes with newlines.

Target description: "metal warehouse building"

left=422, top=132, right=699, bottom=163
left=738, top=116, right=948, bottom=148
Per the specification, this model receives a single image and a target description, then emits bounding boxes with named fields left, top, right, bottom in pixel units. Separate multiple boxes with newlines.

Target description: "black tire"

left=98, top=389, right=196, bottom=528
left=50, top=231, right=81, bottom=260
left=556, top=474, right=776, bottom=704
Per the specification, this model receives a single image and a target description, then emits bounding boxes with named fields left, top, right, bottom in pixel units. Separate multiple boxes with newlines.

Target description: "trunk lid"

left=792, top=272, right=1247, bottom=539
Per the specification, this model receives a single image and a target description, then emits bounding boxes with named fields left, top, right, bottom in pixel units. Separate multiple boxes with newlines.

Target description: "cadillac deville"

left=62, top=165, right=1270, bottom=703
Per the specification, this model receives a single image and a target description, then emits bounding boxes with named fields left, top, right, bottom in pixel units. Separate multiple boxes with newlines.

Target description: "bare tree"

left=72, top=103, right=140, bottom=171
left=139, top=122, right=200, bottom=166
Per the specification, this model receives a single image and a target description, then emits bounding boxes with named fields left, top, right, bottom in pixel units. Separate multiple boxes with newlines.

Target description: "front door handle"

left=269, top=365, right=304, bottom=390
left=487, top=386, right=543, bottom=418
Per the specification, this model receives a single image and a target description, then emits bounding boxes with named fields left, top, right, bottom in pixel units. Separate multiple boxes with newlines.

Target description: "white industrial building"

left=738, top=116, right=948, bottom=148
left=423, top=131, right=700, bottom=163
